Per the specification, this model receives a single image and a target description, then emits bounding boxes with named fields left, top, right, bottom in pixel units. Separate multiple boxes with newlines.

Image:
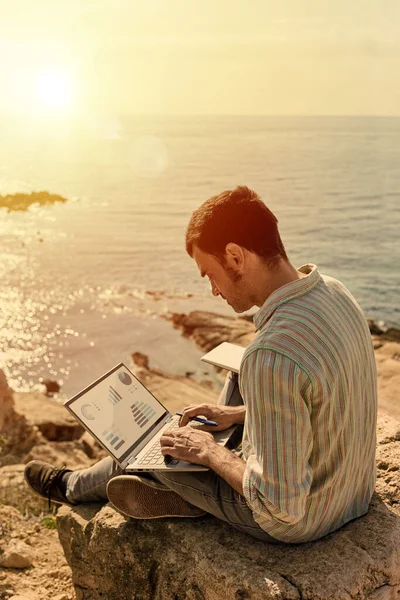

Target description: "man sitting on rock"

left=25, top=185, right=378, bottom=544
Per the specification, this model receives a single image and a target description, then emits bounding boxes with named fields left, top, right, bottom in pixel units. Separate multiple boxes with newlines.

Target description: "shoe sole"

left=106, top=476, right=206, bottom=519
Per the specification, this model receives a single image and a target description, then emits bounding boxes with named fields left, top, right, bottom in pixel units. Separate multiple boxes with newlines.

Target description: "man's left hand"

left=160, top=427, right=217, bottom=466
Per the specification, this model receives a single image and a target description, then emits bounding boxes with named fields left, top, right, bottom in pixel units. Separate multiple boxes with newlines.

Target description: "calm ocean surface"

left=0, top=115, right=399, bottom=396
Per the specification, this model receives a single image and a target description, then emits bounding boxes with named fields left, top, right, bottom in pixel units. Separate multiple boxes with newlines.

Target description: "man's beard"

left=223, top=265, right=247, bottom=311
left=224, top=264, right=242, bottom=284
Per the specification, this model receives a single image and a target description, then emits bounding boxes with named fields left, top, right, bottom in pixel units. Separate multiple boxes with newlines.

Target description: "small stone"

left=367, top=318, right=384, bottom=335
left=53, top=594, right=69, bottom=600
left=40, top=378, right=61, bottom=394
left=34, top=524, right=40, bottom=532
left=0, top=540, right=35, bottom=568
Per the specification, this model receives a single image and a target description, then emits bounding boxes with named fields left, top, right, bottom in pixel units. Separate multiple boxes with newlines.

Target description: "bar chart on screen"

left=130, top=401, right=156, bottom=429
left=102, top=429, right=125, bottom=451
left=108, top=385, right=122, bottom=406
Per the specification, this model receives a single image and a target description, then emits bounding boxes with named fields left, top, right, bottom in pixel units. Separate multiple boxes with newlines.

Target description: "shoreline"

left=2, top=290, right=399, bottom=398
left=11, top=309, right=400, bottom=421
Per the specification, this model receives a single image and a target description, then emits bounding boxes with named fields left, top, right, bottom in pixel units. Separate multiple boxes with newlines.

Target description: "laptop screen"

left=65, top=363, right=169, bottom=462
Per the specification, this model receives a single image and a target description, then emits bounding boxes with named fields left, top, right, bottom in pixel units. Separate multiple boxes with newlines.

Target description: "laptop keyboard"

left=139, top=420, right=179, bottom=465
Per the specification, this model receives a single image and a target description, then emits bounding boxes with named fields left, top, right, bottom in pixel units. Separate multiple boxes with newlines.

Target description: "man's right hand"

left=178, top=403, right=246, bottom=432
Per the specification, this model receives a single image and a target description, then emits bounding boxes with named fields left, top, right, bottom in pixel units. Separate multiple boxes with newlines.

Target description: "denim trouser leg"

left=65, top=455, right=122, bottom=504
left=65, top=372, right=279, bottom=543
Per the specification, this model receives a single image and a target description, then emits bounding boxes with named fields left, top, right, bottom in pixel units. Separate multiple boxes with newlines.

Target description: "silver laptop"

left=64, top=362, right=236, bottom=472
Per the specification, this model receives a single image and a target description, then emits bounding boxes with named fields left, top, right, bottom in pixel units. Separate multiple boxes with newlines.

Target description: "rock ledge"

left=57, top=415, right=400, bottom=600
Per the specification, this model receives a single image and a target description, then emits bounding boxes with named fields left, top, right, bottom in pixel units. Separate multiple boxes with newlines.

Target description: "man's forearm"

left=230, top=405, right=246, bottom=425
left=205, top=445, right=246, bottom=497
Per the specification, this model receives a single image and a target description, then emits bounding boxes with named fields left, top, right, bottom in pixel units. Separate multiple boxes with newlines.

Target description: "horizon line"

left=1, top=112, right=400, bottom=120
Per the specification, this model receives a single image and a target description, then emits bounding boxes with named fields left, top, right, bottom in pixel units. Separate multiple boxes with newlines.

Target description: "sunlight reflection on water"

left=1, top=115, right=399, bottom=395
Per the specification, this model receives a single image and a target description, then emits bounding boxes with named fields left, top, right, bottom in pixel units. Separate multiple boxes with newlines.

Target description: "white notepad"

left=201, top=342, right=246, bottom=373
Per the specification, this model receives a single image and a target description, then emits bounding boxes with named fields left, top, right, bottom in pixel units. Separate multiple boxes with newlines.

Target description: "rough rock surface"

left=0, top=371, right=39, bottom=466
left=0, top=504, right=74, bottom=600
left=57, top=413, right=400, bottom=600
left=169, top=310, right=255, bottom=351
left=0, top=382, right=107, bottom=516
left=14, top=392, right=84, bottom=442
left=0, top=369, right=102, bottom=599
left=0, top=540, right=35, bottom=569
left=373, top=341, right=400, bottom=420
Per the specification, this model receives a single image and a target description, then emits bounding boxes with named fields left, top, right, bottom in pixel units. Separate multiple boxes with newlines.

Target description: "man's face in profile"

left=192, top=245, right=251, bottom=313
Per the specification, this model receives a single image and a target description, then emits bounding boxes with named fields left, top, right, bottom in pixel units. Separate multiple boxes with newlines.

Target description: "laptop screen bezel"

left=64, top=362, right=171, bottom=466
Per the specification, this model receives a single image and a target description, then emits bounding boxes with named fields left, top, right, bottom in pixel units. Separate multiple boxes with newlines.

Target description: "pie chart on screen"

left=81, top=404, right=95, bottom=420
left=118, top=372, right=132, bottom=385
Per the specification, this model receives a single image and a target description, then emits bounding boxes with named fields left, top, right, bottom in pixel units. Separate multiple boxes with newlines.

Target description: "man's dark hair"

left=185, top=186, right=288, bottom=267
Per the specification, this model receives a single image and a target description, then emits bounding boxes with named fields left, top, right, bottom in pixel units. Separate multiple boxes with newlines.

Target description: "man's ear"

left=224, top=243, right=245, bottom=270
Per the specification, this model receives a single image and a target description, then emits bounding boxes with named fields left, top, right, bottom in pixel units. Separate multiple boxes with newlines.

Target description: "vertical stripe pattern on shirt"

left=239, top=264, right=377, bottom=543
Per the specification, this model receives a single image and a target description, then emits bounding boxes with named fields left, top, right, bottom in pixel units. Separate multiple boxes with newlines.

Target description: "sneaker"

left=24, top=460, right=73, bottom=510
left=106, top=475, right=207, bottom=519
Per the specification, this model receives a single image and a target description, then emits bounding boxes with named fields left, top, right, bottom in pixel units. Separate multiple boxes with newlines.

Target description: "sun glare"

left=35, top=68, right=75, bottom=114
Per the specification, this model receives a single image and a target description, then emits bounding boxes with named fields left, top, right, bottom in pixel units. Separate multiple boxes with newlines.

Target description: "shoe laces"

left=44, top=464, right=68, bottom=510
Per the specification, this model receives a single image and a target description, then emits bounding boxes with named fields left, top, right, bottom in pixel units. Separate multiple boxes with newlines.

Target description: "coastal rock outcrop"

left=0, top=370, right=39, bottom=465
left=0, top=190, right=68, bottom=212
left=40, top=378, right=61, bottom=395
left=169, top=310, right=255, bottom=351
left=14, top=392, right=84, bottom=442
left=57, top=413, right=400, bottom=600
left=0, top=370, right=105, bottom=516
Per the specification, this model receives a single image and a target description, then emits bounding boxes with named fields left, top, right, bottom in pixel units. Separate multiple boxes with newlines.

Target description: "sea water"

left=0, top=115, right=399, bottom=396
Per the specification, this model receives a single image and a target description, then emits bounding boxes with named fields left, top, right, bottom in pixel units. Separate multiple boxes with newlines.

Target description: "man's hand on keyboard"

left=160, top=426, right=217, bottom=466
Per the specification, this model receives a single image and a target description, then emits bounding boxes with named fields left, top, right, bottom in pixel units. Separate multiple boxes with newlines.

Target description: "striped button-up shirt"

left=239, top=264, right=377, bottom=543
